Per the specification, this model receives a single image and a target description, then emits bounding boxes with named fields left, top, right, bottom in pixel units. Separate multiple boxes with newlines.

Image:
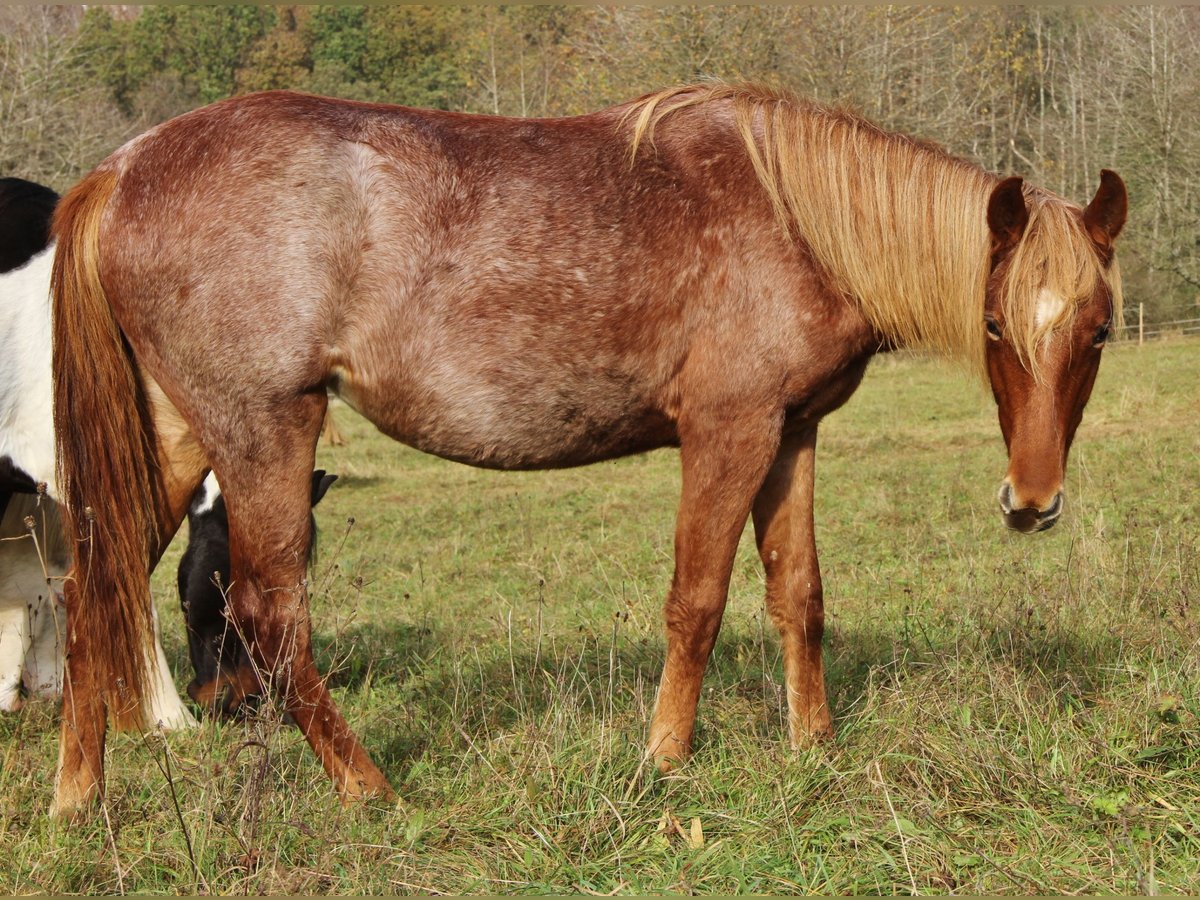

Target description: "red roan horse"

left=49, top=83, right=1125, bottom=817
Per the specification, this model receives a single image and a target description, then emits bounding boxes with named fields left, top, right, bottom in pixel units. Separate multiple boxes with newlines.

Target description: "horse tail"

left=51, top=167, right=163, bottom=730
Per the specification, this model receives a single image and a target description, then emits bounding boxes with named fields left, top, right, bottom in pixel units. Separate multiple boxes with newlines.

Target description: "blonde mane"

left=627, top=83, right=1121, bottom=376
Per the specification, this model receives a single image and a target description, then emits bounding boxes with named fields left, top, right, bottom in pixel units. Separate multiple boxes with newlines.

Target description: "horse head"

left=983, top=170, right=1127, bottom=533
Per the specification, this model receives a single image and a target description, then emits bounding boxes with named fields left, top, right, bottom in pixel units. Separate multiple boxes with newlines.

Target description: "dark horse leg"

left=751, top=425, right=834, bottom=747
left=209, top=392, right=392, bottom=802
left=647, top=410, right=782, bottom=769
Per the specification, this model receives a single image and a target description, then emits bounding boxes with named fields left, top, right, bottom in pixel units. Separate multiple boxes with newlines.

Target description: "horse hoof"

left=654, top=754, right=680, bottom=774
left=50, top=778, right=99, bottom=822
left=790, top=720, right=835, bottom=751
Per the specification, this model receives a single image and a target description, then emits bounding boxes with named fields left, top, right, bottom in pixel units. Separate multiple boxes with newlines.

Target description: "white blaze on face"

left=1034, top=287, right=1067, bottom=329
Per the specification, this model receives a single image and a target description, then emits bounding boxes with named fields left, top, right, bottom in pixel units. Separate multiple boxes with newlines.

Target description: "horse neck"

left=742, top=100, right=998, bottom=366
left=0, top=243, right=57, bottom=494
left=797, top=156, right=997, bottom=366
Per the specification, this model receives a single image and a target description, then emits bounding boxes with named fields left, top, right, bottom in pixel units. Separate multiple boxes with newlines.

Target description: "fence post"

left=1138, top=303, right=1144, bottom=346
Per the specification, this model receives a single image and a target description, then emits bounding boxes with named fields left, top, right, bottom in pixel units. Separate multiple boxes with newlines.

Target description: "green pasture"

left=1, top=339, right=1197, bottom=894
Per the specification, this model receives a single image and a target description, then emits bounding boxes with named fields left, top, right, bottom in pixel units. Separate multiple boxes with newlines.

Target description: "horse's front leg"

left=750, top=424, right=834, bottom=747
left=647, top=411, right=782, bottom=770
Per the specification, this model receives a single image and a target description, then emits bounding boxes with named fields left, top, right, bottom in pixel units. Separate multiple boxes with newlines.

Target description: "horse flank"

left=51, top=167, right=162, bottom=728
left=629, top=83, right=1121, bottom=376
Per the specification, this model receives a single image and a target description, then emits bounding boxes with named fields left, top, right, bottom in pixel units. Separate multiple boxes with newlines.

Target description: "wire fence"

left=1118, top=308, right=1200, bottom=343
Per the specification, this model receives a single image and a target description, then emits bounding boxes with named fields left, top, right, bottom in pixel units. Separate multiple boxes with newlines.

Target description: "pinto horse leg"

left=751, top=425, right=834, bottom=748
left=0, top=587, right=31, bottom=711
left=647, top=413, right=782, bottom=770
left=213, top=400, right=392, bottom=803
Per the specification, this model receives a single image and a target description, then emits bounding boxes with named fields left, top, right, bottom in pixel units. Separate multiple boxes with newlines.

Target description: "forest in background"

left=2, top=4, right=1197, bottom=324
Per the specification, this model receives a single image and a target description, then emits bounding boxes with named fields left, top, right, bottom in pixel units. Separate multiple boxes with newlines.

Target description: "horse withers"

left=48, top=83, right=1125, bottom=817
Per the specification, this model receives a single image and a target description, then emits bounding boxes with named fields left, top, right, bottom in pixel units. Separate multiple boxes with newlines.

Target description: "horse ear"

left=311, top=470, right=337, bottom=506
left=987, top=176, right=1028, bottom=254
left=1082, top=169, right=1127, bottom=254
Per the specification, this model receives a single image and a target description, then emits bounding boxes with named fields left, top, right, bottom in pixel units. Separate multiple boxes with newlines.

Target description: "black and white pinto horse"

left=0, top=179, right=63, bottom=709
left=0, top=180, right=219, bottom=723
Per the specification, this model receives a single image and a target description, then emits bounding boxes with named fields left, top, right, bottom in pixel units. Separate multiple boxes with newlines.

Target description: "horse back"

left=95, top=92, right=869, bottom=469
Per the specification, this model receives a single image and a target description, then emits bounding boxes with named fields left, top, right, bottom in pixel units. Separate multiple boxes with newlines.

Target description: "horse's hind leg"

left=140, top=380, right=208, bottom=730
left=210, top=394, right=392, bottom=801
left=54, top=597, right=108, bottom=818
left=750, top=425, right=834, bottom=747
left=646, top=412, right=782, bottom=769
left=53, top=380, right=208, bottom=818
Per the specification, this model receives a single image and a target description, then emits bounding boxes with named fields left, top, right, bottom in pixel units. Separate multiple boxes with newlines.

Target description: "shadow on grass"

left=297, top=611, right=1137, bottom=772
left=328, top=473, right=388, bottom=489
left=829, top=614, right=1135, bottom=698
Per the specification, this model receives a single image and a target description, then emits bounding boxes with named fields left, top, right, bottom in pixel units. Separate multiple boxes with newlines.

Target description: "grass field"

left=1, top=339, right=1197, bottom=894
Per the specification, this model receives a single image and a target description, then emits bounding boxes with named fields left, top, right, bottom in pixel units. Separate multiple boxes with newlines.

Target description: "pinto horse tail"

left=51, top=168, right=163, bottom=730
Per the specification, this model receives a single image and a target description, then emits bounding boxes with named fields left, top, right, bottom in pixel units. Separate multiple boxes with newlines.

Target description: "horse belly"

left=342, top=358, right=677, bottom=471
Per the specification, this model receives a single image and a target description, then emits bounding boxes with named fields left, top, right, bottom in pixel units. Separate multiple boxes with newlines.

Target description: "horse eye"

left=1093, top=324, right=1110, bottom=346
left=985, top=318, right=1002, bottom=341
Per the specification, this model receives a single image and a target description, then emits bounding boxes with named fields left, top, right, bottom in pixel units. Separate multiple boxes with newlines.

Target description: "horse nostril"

left=999, top=486, right=1064, bottom=533
left=1031, top=492, right=1065, bottom=531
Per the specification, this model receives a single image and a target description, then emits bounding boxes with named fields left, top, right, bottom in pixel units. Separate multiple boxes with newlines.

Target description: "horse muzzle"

left=998, top=482, right=1063, bottom=534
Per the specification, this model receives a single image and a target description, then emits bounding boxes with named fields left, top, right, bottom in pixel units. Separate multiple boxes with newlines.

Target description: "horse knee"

left=663, top=587, right=724, bottom=653
left=231, top=580, right=309, bottom=664
left=0, top=605, right=29, bottom=710
left=766, top=577, right=824, bottom=641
